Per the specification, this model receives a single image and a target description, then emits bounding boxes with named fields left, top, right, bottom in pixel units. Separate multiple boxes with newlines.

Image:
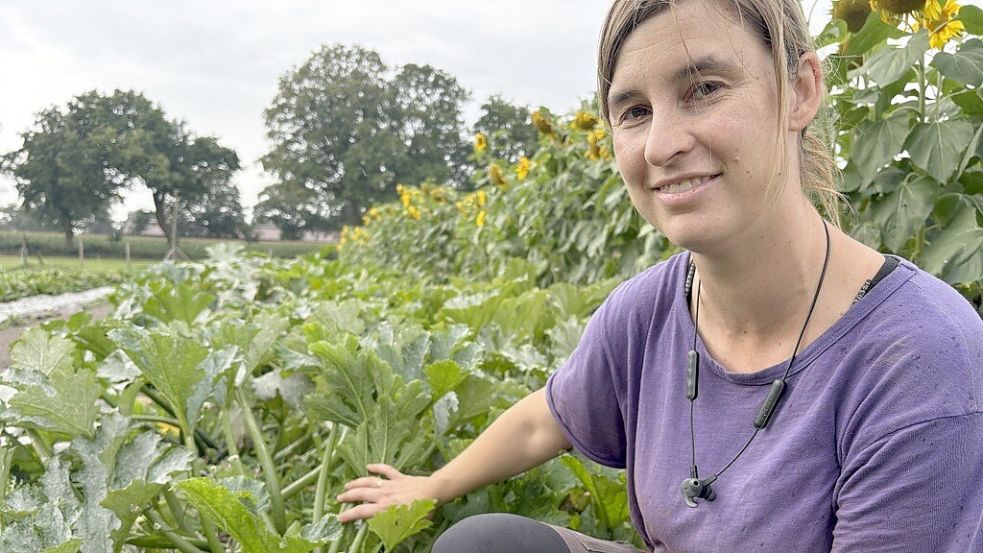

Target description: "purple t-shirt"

left=546, top=252, right=983, bottom=552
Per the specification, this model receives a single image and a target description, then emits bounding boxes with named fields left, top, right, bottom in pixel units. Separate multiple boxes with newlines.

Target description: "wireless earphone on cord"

left=680, top=218, right=830, bottom=508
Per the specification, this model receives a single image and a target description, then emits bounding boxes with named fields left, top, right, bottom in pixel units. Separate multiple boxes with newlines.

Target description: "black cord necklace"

left=680, top=219, right=831, bottom=508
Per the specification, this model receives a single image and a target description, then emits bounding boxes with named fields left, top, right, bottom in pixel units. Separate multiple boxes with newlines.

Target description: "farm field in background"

left=0, top=255, right=155, bottom=272
left=0, top=231, right=330, bottom=261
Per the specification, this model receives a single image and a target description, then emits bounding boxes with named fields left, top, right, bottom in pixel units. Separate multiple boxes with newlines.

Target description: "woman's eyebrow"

left=671, top=54, right=744, bottom=82
left=608, top=55, right=743, bottom=112
left=608, top=89, right=646, bottom=114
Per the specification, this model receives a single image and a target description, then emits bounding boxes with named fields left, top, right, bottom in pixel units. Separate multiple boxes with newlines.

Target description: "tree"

left=253, top=181, right=327, bottom=240
left=260, top=44, right=472, bottom=233
left=180, top=179, right=247, bottom=238
left=69, top=90, right=241, bottom=249
left=123, top=209, right=155, bottom=235
left=391, top=63, right=471, bottom=187
left=472, top=95, right=540, bottom=164
left=1, top=107, right=120, bottom=245
left=0, top=203, right=61, bottom=232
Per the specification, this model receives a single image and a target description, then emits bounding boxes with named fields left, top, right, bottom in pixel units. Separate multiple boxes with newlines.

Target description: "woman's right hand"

left=336, top=463, right=445, bottom=523
left=335, top=387, right=569, bottom=523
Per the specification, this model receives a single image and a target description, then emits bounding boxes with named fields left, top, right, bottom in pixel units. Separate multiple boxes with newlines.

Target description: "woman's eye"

left=690, top=81, right=722, bottom=101
left=621, top=106, right=650, bottom=123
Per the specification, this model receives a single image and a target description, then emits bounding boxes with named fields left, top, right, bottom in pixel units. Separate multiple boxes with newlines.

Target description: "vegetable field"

left=0, top=244, right=639, bottom=552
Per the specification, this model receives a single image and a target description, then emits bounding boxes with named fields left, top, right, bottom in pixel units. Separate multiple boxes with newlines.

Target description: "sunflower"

left=915, top=0, right=965, bottom=49
left=531, top=110, right=554, bottom=135
left=869, top=0, right=926, bottom=23
left=572, top=111, right=599, bottom=130
left=515, top=156, right=531, bottom=180
left=833, top=0, right=872, bottom=32
left=489, top=165, right=506, bottom=188
left=474, top=132, right=488, bottom=153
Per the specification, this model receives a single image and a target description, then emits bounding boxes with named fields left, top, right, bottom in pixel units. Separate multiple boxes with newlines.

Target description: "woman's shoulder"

left=862, top=257, right=982, bottom=348
left=837, top=258, right=983, bottom=441
left=598, top=250, right=689, bottom=318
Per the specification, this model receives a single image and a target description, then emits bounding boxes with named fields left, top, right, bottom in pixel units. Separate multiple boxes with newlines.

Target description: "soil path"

left=0, top=289, right=115, bottom=369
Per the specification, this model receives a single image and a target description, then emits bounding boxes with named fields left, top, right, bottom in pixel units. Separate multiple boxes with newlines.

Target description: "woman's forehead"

left=609, top=2, right=766, bottom=91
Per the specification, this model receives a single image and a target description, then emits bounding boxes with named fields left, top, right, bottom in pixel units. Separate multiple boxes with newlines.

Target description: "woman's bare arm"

left=337, top=386, right=571, bottom=522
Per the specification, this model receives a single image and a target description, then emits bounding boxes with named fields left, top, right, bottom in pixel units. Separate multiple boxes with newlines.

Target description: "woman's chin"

left=656, top=222, right=720, bottom=254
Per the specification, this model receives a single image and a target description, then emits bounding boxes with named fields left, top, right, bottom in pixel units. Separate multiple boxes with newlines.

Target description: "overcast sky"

left=0, top=0, right=834, bottom=223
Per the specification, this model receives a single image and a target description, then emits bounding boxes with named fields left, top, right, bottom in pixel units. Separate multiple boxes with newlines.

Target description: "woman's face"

left=608, top=0, right=789, bottom=255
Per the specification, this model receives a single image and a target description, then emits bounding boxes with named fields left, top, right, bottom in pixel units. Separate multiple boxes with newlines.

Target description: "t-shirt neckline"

left=671, top=252, right=917, bottom=385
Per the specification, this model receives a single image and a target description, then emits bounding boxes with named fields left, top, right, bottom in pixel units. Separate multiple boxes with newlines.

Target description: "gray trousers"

left=432, top=513, right=643, bottom=553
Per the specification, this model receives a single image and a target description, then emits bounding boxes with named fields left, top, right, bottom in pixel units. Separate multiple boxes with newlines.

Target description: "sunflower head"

left=833, top=0, right=873, bottom=32
left=531, top=109, right=554, bottom=135
left=870, top=0, right=927, bottom=23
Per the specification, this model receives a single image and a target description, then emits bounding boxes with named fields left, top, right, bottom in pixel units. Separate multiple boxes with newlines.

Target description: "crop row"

left=0, top=243, right=642, bottom=552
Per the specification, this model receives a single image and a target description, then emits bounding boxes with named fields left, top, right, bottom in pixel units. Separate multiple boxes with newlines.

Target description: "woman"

left=336, top=0, right=983, bottom=551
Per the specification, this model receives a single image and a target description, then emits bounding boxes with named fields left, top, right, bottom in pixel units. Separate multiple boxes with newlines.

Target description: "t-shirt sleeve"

left=545, top=285, right=630, bottom=468
left=830, top=413, right=983, bottom=552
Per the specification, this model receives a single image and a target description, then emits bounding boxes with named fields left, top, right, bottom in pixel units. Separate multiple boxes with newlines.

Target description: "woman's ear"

left=788, top=51, right=823, bottom=132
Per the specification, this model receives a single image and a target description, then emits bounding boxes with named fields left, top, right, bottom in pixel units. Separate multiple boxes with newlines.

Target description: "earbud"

left=680, top=477, right=716, bottom=508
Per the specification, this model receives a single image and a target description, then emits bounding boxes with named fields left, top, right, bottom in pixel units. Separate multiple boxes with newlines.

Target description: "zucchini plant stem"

left=282, top=465, right=322, bottom=500
left=313, top=424, right=341, bottom=553
left=141, top=385, right=221, bottom=454
left=126, top=534, right=210, bottom=549
left=26, top=429, right=52, bottom=463
left=199, top=513, right=224, bottom=553
left=132, top=414, right=182, bottom=427
left=163, top=487, right=195, bottom=534
left=220, top=407, right=246, bottom=477
left=237, top=388, right=287, bottom=534
left=346, top=523, right=369, bottom=553
left=0, top=445, right=13, bottom=531
left=145, top=508, right=207, bottom=553
left=274, top=434, right=313, bottom=462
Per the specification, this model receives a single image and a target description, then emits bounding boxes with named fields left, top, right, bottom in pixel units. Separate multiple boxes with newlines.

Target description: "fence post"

left=78, top=238, right=84, bottom=267
left=125, top=241, right=131, bottom=271
left=20, top=234, right=27, bottom=267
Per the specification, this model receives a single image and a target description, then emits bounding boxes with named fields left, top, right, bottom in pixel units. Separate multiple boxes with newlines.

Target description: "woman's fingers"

left=343, top=475, right=388, bottom=490
left=366, top=463, right=402, bottom=480
left=338, top=502, right=387, bottom=523
left=336, top=464, right=438, bottom=524
left=337, top=486, right=384, bottom=504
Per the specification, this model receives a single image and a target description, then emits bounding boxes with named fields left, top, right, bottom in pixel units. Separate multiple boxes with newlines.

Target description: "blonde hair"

left=597, top=0, right=842, bottom=226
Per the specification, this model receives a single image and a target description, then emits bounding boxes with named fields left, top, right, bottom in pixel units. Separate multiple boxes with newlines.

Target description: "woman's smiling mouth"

left=652, top=173, right=722, bottom=194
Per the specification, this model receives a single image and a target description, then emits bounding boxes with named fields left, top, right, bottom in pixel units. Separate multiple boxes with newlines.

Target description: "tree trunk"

left=63, top=222, right=74, bottom=248
left=344, top=198, right=361, bottom=227
left=152, top=193, right=172, bottom=248
left=60, top=207, right=74, bottom=247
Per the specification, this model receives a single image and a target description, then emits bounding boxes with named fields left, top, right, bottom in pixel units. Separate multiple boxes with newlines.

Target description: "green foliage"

left=177, top=478, right=339, bottom=553
left=472, top=95, right=540, bottom=165
left=830, top=5, right=983, bottom=313
left=367, top=499, right=436, bottom=551
left=0, top=107, right=119, bottom=244
left=1, top=90, right=244, bottom=245
left=340, top=104, right=672, bottom=289
left=0, top=266, right=128, bottom=302
left=258, top=44, right=472, bottom=234
left=0, top=247, right=639, bottom=552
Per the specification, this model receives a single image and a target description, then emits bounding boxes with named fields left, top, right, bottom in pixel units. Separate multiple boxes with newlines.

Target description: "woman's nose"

left=644, top=112, right=695, bottom=167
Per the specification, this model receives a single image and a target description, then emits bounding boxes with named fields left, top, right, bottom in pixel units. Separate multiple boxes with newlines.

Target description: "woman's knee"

left=431, top=513, right=568, bottom=553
